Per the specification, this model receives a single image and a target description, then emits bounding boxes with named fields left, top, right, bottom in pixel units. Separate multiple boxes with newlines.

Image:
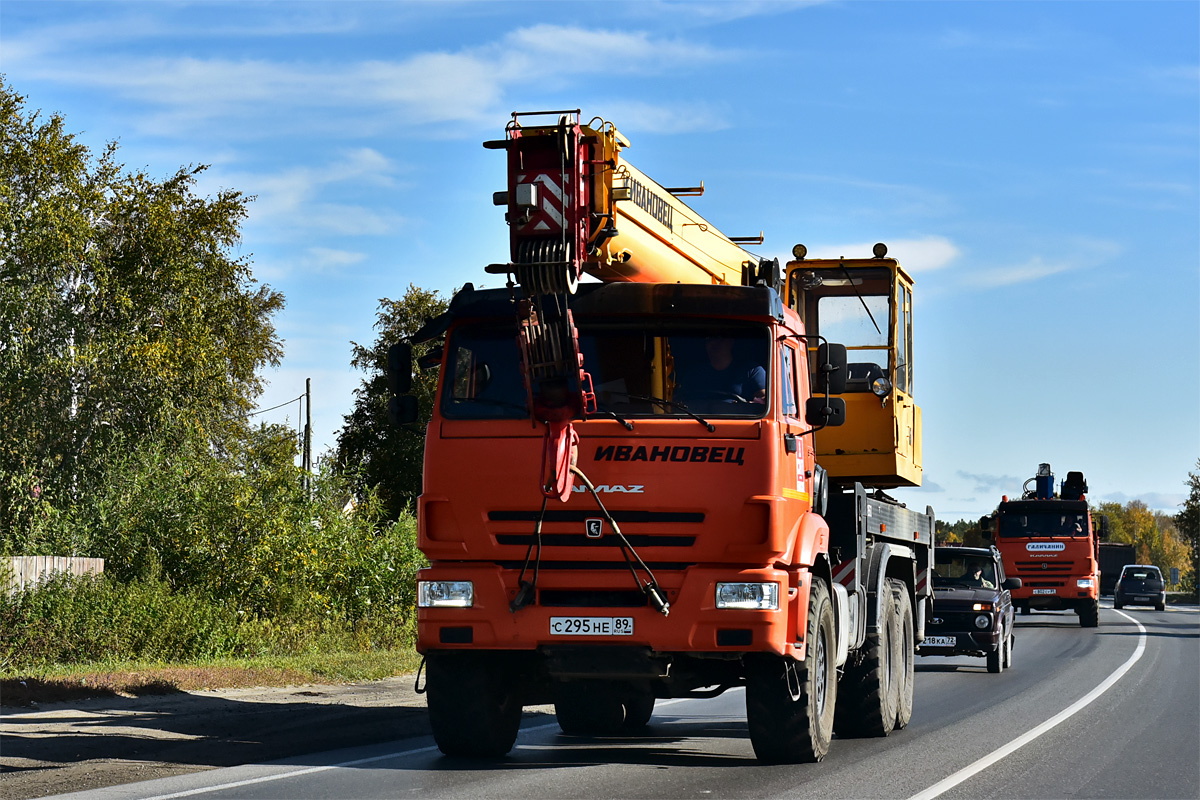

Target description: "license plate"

left=1033, top=588, right=1056, bottom=595
left=1135, top=596, right=1151, bottom=602
left=923, top=635, right=956, bottom=647
left=549, top=616, right=634, bottom=636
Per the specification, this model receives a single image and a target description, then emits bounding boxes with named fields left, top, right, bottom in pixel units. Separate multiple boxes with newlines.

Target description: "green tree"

left=1097, top=499, right=1190, bottom=589
left=0, top=81, right=283, bottom=549
left=336, top=285, right=448, bottom=520
left=1175, top=460, right=1200, bottom=593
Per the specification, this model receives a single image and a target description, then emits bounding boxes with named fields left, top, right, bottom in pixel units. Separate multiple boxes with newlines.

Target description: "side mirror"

left=816, top=342, right=847, bottom=395
left=1099, top=515, right=1109, bottom=541
left=387, top=342, right=413, bottom=395
left=1003, top=577, right=1022, bottom=591
left=388, top=395, right=419, bottom=426
left=417, top=345, right=444, bottom=371
left=978, top=515, right=994, bottom=541
left=805, top=396, right=846, bottom=427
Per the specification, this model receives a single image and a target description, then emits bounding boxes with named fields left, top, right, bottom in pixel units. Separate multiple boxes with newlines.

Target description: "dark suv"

left=1114, top=564, right=1166, bottom=611
left=919, top=546, right=1022, bottom=673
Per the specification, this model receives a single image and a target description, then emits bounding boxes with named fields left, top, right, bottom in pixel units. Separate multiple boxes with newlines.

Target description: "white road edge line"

left=144, top=698, right=696, bottom=799
left=907, top=610, right=1148, bottom=800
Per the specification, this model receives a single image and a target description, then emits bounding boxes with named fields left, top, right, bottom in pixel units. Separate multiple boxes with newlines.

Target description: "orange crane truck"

left=389, top=111, right=935, bottom=764
left=980, top=463, right=1108, bottom=626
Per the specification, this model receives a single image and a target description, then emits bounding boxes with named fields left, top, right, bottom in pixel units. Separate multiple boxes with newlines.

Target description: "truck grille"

left=539, top=589, right=649, bottom=608
left=496, top=533, right=695, bottom=547
left=928, top=611, right=979, bottom=629
left=1014, top=561, right=1075, bottom=573
left=490, top=510, right=704, bottom=524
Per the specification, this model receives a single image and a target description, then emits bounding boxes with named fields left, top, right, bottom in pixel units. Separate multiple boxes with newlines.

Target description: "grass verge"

left=0, top=647, right=423, bottom=707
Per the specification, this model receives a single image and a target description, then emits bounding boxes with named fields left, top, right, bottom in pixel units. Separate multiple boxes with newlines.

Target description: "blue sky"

left=3, top=1, right=1197, bottom=522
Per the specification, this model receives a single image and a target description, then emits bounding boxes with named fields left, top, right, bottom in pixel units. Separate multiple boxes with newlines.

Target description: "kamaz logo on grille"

left=585, top=519, right=603, bottom=538
left=1026, top=542, right=1065, bottom=552
left=572, top=484, right=644, bottom=494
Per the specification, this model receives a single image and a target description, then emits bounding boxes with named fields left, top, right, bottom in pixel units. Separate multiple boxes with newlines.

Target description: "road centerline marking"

left=907, top=610, right=1148, bottom=800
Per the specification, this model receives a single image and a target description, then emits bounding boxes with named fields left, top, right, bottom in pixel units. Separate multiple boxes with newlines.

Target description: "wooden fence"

left=4, top=556, right=105, bottom=595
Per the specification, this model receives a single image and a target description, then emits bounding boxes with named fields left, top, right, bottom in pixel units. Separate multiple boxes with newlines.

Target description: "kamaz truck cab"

left=981, top=463, right=1107, bottom=627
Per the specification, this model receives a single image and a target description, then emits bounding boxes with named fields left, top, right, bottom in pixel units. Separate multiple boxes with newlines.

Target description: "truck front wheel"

left=1079, top=600, right=1100, bottom=628
left=745, top=578, right=837, bottom=764
left=426, top=653, right=523, bottom=757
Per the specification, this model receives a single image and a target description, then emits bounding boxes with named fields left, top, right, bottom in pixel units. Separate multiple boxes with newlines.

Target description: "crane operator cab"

left=786, top=243, right=923, bottom=489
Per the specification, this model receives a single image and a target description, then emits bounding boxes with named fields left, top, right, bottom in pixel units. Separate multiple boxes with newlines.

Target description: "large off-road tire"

left=745, top=578, right=837, bottom=764
left=1079, top=600, right=1100, bottom=628
left=835, top=578, right=901, bottom=737
left=555, top=684, right=627, bottom=736
left=426, top=653, right=523, bottom=757
left=892, top=581, right=915, bottom=729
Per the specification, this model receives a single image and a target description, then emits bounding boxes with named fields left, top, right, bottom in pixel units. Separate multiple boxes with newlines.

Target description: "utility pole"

left=303, top=377, right=312, bottom=494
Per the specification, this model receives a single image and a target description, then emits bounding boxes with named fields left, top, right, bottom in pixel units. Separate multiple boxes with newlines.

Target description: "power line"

left=245, top=394, right=303, bottom=417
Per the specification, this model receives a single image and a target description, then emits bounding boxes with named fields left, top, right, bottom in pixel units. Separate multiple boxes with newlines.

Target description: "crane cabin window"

left=798, top=267, right=893, bottom=395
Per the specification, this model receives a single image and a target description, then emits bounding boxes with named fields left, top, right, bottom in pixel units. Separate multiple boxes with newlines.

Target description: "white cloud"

left=965, top=237, right=1121, bottom=289
left=957, top=470, right=1023, bottom=496
left=202, top=149, right=409, bottom=239
left=10, top=24, right=738, bottom=138
left=301, top=248, right=367, bottom=274
left=800, top=236, right=961, bottom=272
left=592, top=99, right=732, bottom=135
left=1097, top=491, right=1187, bottom=513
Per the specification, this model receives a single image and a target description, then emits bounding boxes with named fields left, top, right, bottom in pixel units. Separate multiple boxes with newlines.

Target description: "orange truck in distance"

left=389, top=111, right=935, bottom=764
left=981, top=463, right=1108, bottom=626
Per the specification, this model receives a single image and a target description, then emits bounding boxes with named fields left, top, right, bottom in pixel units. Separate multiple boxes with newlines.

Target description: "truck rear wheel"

left=834, top=577, right=901, bottom=737
left=892, top=581, right=914, bottom=729
left=426, top=653, right=523, bottom=757
left=745, top=578, right=836, bottom=764
left=1079, top=600, right=1099, bottom=628
left=555, top=683, right=626, bottom=735
left=622, top=692, right=655, bottom=730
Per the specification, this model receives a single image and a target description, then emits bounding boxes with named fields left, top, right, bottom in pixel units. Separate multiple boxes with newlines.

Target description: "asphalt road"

left=45, top=603, right=1200, bottom=800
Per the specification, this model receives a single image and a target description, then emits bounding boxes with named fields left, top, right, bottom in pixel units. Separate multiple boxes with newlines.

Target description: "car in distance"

left=1113, top=564, right=1166, bottom=611
left=919, top=546, right=1022, bottom=673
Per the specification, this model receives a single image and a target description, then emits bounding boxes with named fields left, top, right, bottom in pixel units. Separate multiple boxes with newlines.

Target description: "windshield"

left=934, top=553, right=998, bottom=589
left=441, top=321, right=771, bottom=420
left=801, top=266, right=893, bottom=394
left=998, top=511, right=1089, bottom=538
left=1121, top=568, right=1161, bottom=582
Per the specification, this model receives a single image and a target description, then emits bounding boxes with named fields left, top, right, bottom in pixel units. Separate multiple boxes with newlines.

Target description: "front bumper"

left=918, top=629, right=1000, bottom=658
left=416, top=562, right=807, bottom=658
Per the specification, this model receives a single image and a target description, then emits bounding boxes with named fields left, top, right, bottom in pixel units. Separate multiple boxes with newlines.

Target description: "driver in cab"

left=685, top=336, right=766, bottom=405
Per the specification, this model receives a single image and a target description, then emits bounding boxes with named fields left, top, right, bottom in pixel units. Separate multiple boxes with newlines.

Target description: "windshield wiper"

left=623, top=393, right=715, bottom=432
left=590, top=408, right=634, bottom=430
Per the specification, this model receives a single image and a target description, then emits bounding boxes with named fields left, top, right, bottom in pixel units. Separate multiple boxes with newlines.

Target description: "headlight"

left=871, top=377, right=892, bottom=397
left=715, top=582, right=779, bottom=610
left=974, top=614, right=991, bottom=629
left=418, top=581, right=474, bottom=608
left=972, top=602, right=994, bottom=612
left=1077, top=578, right=1094, bottom=589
